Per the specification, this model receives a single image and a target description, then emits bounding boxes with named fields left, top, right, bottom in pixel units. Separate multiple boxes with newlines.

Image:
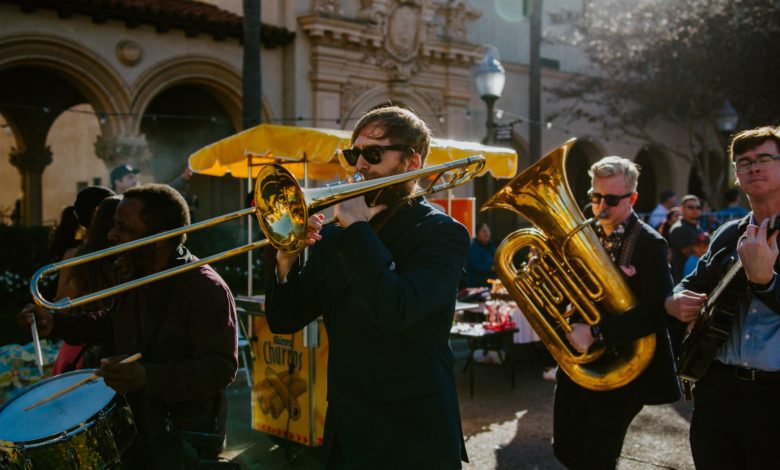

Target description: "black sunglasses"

left=588, top=190, right=633, bottom=207
left=341, top=145, right=412, bottom=166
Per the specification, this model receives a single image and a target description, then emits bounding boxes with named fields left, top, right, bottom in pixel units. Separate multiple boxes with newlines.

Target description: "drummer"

left=20, top=184, right=238, bottom=469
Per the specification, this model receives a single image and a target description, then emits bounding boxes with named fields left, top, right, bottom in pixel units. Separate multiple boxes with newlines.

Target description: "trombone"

left=31, top=156, right=486, bottom=311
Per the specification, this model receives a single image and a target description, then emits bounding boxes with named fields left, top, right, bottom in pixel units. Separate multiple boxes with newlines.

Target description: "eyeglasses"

left=587, top=190, right=633, bottom=207
left=684, top=205, right=701, bottom=210
left=734, top=154, right=780, bottom=173
left=341, top=145, right=412, bottom=166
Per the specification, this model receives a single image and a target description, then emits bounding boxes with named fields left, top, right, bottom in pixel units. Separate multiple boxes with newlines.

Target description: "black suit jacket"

left=560, top=214, right=681, bottom=404
left=266, top=198, right=470, bottom=469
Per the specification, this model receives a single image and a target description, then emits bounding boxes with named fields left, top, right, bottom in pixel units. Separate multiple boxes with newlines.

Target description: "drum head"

left=0, top=369, right=116, bottom=443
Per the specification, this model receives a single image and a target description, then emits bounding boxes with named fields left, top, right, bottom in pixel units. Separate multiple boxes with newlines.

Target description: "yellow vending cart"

left=240, top=296, right=328, bottom=447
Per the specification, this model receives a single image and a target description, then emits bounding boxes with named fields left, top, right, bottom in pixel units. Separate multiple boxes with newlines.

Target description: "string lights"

left=0, top=101, right=693, bottom=153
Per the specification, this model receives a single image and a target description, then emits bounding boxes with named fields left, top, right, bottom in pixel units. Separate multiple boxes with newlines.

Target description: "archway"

left=341, top=87, right=445, bottom=136
left=140, top=84, right=239, bottom=224
left=131, top=56, right=244, bottom=135
left=0, top=34, right=130, bottom=224
left=687, top=167, right=705, bottom=200
left=565, top=139, right=605, bottom=213
left=634, top=145, right=670, bottom=213
left=0, top=66, right=101, bottom=225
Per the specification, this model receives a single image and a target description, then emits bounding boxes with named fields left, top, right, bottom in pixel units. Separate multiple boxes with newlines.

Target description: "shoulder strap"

left=618, top=219, right=643, bottom=267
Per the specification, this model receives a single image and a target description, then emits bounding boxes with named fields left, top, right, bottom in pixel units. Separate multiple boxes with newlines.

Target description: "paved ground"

left=223, top=342, right=695, bottom=469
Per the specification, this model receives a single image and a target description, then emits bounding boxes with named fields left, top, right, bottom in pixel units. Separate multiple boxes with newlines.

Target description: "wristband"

left=749, top=273, right=776, bottom=292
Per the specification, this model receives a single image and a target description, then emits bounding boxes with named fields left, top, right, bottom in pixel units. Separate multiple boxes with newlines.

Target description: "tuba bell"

left=482, top=139, right=655, bottom=391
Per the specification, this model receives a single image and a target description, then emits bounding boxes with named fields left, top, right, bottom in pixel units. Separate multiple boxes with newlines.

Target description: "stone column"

left=9, top=146, right=53, bottom=226
left=94, top=134, right=151, bottom=171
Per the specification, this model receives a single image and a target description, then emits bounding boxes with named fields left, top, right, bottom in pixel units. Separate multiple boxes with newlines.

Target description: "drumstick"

left=24, top=353, right=142, bottom=412
left=30, top=314, right=44, bottom=376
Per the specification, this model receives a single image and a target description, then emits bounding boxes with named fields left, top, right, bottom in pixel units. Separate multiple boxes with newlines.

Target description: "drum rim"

left=0, top=369, right=118, bottom=446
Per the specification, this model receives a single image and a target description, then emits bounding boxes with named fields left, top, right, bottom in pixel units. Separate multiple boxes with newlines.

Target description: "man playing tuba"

left=553, top=156, right=680, bottom=469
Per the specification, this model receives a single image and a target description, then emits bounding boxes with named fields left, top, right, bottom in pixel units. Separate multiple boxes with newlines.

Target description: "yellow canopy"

left=188, top=123, right=518, bottom=180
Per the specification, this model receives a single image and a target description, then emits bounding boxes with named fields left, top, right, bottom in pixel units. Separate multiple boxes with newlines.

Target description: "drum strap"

left=63, top=346, right=89, bottom=373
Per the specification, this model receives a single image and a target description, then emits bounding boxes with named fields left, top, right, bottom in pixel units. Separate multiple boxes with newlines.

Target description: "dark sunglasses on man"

left=341, top=145, right=413, bottom=166
left=587, top=190, right=634, bottom=207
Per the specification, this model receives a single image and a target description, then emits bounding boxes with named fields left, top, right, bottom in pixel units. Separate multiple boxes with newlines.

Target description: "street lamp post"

left=716, top=100, right=739, bottom=203
left=475, top=47, right=506, bottom=146
left=474, top=47, right=506, bottom=229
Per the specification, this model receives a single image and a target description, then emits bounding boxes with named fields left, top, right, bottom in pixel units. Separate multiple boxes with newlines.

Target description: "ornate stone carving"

left=116, top=39, right=143, bottom=67
left=385, top=4, right=422, bottom=62
left=417, top=88, right=444, bottom=117
left=94, top=134, right=151, bottom=169
left=312, top=0, right=343, bottom=16
left=302, top=1, right=482, bottom=81
left=340, top=81, right=376, bottom=119
left=437, top=0, right=480, bottom=41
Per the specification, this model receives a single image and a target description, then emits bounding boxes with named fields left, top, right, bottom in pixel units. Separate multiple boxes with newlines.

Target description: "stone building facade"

left=0, top=0, right=716, bottom=237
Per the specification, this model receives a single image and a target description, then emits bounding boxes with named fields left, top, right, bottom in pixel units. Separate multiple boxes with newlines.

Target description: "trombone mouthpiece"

left=598, top=210, right=609, bottom=219
left=326, top=172, right=364, bottom=187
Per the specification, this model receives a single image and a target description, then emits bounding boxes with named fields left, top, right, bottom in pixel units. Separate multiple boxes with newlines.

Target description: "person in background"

left=682, top=231, right=710, bottom=279
left=720, top=186, right=750, bottom=222
left=666, top=194, right=703, bottom=355
left=648, top=189, right=677, bottom=229
left=657, top=206, right=681, bottom=243
left=699, top=199, right=720, bottom=233
left=110, top=163, right=141, bottom=194
left=464, top=222, right=496, bottom=287
left=665, top=125, right=780, bottom=469
left=51, top=196, right=121, bottom=375
left=169, top=166, right=199, bottom=220
left=49, top=186, right=116, bottom=281
left=553, top=156, right=679, bottom=470
left=668, top=195, right=703, bottom=283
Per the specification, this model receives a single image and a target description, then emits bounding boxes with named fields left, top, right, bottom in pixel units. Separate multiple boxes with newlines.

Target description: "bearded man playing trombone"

left=553, top=156, right=680, bottom=470
left=265, top=106, right=470, bottom=469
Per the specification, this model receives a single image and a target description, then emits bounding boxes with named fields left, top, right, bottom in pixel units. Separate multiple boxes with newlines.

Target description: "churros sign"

left=251, top=316, right=327, bottom=446
left=255, top=367, right=306, bottom=420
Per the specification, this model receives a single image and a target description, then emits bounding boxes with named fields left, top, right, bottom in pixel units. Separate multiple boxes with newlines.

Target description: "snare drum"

left=0, top=439, right=26, bottom=470
left=0, top=370, right=136, bottom=469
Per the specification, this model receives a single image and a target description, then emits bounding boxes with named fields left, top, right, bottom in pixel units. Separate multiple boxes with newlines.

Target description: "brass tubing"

left=31, top=156, right=486, bottom=311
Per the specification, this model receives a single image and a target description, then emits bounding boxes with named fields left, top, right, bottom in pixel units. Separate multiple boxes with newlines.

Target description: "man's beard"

left=113, top=244, right=157, bottom=282
left=361, top=161, right=417, bottom=207
left=365, top=180, right=416, bottom=207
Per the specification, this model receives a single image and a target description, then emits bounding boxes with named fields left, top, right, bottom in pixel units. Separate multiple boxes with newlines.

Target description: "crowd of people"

left=7, top=110, right=780, bottom=469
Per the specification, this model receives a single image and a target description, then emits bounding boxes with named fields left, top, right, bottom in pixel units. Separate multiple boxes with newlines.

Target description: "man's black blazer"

left=266, top=198, right=470, bottom=469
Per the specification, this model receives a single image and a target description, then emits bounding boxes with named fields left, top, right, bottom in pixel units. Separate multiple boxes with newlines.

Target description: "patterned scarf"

left=595, top=213, right=637, bottom=263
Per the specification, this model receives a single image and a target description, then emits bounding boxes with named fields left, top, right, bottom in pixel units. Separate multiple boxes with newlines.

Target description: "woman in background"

left=51, top=192, right=119, bottom=374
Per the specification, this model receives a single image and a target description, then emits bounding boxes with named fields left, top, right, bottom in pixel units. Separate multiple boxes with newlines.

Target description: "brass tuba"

left=482, top=139, right=655, bottom=391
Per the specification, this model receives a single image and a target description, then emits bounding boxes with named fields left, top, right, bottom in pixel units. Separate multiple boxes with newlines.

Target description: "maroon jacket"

left=51, top=246, right=238, bottom=432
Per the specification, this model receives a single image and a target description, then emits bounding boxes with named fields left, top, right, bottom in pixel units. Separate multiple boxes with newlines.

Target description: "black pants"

left=690, top=363, right=780, bottom=470
left=553, top=373, right=643, bottom=470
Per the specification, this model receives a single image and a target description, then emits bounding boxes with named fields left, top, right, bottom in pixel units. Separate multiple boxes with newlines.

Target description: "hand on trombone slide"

left=275, top=213, right=326, bottom=281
